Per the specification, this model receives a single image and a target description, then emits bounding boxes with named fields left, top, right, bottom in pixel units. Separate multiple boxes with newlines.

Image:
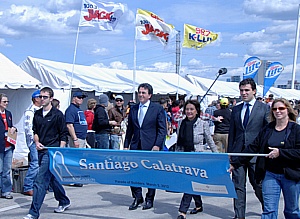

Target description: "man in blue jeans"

left=23, top=87, right=70, bottom=219
left=22, top=90, right=41, bottom=196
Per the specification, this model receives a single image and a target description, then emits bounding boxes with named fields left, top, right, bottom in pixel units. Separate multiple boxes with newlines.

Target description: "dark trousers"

left=179, top=193, right=202, bottom=214
left=232, top=162, right=264, bottom=218
left=130, top=186, right=156, bottom=202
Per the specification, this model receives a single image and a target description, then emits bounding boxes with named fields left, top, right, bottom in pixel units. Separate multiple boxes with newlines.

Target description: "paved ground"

left=0, top=182, right=285, bottom=219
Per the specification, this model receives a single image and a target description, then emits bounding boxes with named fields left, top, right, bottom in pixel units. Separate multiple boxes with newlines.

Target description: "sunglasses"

left=76, top=96, right=84, bottom=99
left=39, top=95, right=50, bottom=99
left=115, top=99, right=123, bottom=102
left=1, top=101, right=9, bottom=103
left=272, top=107, right=287, bottom=112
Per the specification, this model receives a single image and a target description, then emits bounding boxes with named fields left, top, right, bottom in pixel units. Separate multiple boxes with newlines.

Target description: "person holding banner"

left=228, top=78, right=269, bottom=219
left=229, top=98, right=300, bottom=218
left=176, top=99, right=217, bottom=219
left=124, top=83, right=166, bottom=211
left=0, top=93, right=16, bottom=200
left=23, top=87, right=70, bottom=219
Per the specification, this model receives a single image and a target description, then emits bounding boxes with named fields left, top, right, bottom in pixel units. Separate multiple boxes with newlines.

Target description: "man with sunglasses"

left=108, top=95, right=126, bottom=149
left=228, top=78, right=270, bottom=219
left=65, top=92, right=88, bottom=149
left=23, top=87, right=70, bottom=219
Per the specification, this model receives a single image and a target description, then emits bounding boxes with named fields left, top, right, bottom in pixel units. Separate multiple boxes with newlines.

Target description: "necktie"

left=138, top=105, right=145, bottom=127
left=243, top=103, right=251, bottom=128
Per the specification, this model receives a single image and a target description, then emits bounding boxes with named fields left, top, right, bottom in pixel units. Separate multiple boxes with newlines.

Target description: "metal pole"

left=291, top=4, right=300, bottom=89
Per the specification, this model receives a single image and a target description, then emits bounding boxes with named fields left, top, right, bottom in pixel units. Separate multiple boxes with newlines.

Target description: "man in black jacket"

left=92, top=94, right=117, bottom=149
left=23, top=87, right=70, bottom=219
left=213, top=97, right=231, bottom=153
left=228, top=78, right=269, bottom=219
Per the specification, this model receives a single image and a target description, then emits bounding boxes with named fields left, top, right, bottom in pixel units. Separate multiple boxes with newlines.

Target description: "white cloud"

left=243, top=0, right=299, bottom=20
left=139, top=62, right=176, bottom=72
left=110, top=61, right=128, bottom=69
left=0, top=38, right=12, bottom=47
left=90, top=47, right=109, bottom=56
left=187, top=58, right=204, bottom=67
left=1, top=4, right=78, bottom=36
left=91, top=63, right=106, bottom=68
left=218, top=53, right=238, bottom=59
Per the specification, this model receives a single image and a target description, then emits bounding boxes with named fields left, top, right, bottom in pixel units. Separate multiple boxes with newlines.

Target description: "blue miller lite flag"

left=243, top=56, right=262, bottom=79
left=263, top=62, right=284, bottom=96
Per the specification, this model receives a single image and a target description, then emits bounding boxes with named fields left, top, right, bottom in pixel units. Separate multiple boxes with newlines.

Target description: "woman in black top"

left=229, top=98, right=300, bottom=218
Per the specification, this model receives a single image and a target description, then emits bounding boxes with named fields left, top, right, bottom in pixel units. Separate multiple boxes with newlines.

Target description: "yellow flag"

left=183, top=24, right=218, bottom=50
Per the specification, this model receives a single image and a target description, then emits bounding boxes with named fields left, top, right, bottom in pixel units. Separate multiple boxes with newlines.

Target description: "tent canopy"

left=186, top=74, right=300, bottom=99
left=0, top=53, right=41, bottom=89
left=20, top=56, right=205, bottom=96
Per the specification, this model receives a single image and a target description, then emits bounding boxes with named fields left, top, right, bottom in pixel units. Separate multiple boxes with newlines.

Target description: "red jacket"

left=84, top=110, right=94, bottom=130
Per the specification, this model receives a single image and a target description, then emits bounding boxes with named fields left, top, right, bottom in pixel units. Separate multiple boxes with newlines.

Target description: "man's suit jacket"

left=0, top=110, right=13, bottom=153
left=228, top=101, right=269, bottom=154
left=124, top=101, right=166, bottom=151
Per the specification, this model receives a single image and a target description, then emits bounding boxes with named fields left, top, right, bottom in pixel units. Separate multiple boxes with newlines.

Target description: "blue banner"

left=243, top=56, right=262, bottom=79
left=263, top=62, right=284, bottom=96
left=48, top=148, right=236, bottom=198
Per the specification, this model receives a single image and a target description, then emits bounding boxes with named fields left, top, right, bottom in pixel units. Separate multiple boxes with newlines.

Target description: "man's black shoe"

left=128, top=198, right=144, bottom=210
left=142, top=201, right=153, bottom=210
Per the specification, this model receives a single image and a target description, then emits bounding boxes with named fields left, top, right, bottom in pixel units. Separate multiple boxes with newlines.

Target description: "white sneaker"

left=54, top=203, right=71, bottom=213
left=23, top=214, right=36, bottom=219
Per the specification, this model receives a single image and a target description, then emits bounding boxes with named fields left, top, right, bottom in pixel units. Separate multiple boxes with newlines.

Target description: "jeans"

left=110, top=134, right=120, bottom=149
left=95, top=133, right=109, bottom=149
left=0, top=148, right=13, bottom=196
left=23, top=143, right=39, bottom=192
left=29, top=151, right=70, bottom=218
left=262, top=171, right=300, bottom=219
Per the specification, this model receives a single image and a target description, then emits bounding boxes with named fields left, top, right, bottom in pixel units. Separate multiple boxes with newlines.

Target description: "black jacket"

left=232, top=121, right=300, bottom=183
left=0, top=110, right=13, bottom=153
left=33, top=107, right=68, bottom=147
left=92, top=105, right=111, bottom=134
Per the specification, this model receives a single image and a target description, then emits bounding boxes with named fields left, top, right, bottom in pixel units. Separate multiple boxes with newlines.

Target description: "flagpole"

left=133, top=35, right=137, bottom=102
left=68, top=25, right=80, bottom=106
left=291, top=4, right=300, bottom=89
left=176, top=31, right=182, bottom=100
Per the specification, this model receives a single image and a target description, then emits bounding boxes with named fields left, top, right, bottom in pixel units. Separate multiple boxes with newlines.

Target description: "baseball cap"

left=32, top=90, right=40, bottom=98
left=115, top=95, right=124, bottom=100
left=220, top=98, right=229, bottom=106
left=73, top=91, right=87, bottom=98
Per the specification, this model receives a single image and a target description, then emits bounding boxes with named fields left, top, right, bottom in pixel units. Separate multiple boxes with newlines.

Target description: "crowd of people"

left=0, top=78, right=299, bottom=219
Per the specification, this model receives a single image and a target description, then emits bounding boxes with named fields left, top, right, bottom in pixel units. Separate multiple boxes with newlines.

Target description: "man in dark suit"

left=228, top=78, right=269, bottom=219
left=124, top=83, right=166, bottom=211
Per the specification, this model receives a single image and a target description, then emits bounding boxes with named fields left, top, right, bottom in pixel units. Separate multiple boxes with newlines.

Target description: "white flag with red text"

left=135, top=8, right=177, bottom=46
left=79, top=0, right=125, bottom=31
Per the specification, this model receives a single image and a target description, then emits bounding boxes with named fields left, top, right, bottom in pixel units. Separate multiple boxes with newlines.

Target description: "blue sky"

left=0, top=0, right=299, bottom=85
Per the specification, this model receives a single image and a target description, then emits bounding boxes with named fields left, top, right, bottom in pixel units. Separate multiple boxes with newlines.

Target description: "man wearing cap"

left=23, top=90, right=42, bottom=196
left=213, top=97, right=231, bottom=153
left=65, top=91, right=88, bottom=148
left=108, top=95, right=126, bottom=149
left=92, top=94, right=117, bottom=149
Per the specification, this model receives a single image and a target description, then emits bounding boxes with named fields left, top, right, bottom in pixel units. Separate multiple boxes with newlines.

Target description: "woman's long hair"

left=270, top=98, right=297, bottom=122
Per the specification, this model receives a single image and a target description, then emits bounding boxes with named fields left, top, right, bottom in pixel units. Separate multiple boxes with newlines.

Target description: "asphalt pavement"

left=0, top=183, right=284, bottom=219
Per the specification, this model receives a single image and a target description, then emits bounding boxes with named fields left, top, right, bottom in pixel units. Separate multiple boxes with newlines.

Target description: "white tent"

left=186, top=75, right=240, bottom=98
left=20, top=56, right=206, bottom=111
left=0, top=53, right=42, bottom=163
left=186, top=74, right=300, bottom=100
